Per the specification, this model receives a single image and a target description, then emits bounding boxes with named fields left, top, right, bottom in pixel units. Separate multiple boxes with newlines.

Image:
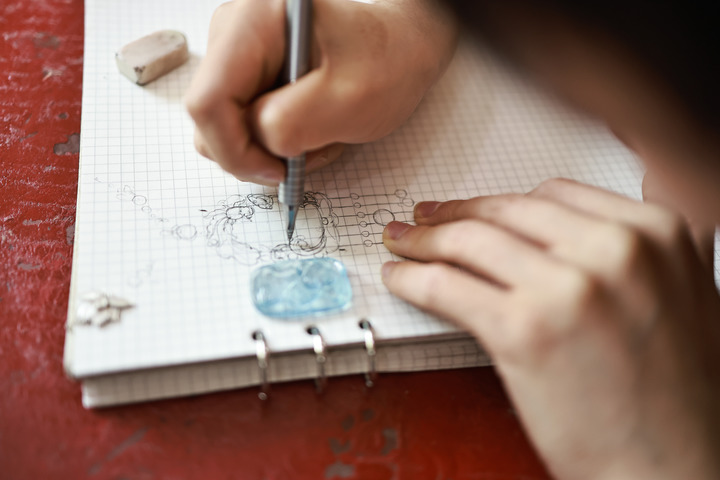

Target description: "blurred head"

left=440, top=0, right=720, bottom=224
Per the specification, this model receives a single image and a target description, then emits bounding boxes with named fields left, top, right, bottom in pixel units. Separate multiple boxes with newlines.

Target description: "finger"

left=531, top=178, right=642, bottom=217
left=191, top=101, right=285, bottom=185
left=199, top=0, right=285, bottom=104
left=530, top=178, right=681, bottom=238
left=414, top=194, right=595, bottom=250
left=416, top=180, right=648, bottom=230
left=382, top=220, right=553, bottom=288
left=193, top=129, right=212, bottom=160
left=305, top=143, right=345, bottom=173
left=381, top=260, right=507, bottom=339
left=249, top=0, right=422, bottom=156
left=251, top=69, right=374, bottom=157
left=412, top=195, right=650, bottom=281
left=641, top=170, right=662, bottom=205
left=415, top=195, right=519, bottom=226
left=532, top=179, right=703, bottom=273
left=185, top=0, right=286, bottom=184
left=417, top=179, right=691, bottom=259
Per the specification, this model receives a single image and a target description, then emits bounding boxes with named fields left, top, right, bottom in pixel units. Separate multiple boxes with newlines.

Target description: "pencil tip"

left=285, top=205, right=297, bottom=243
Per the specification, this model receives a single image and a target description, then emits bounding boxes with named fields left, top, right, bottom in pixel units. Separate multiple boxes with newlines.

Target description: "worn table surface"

left=0, top=1, right=550, bottom=478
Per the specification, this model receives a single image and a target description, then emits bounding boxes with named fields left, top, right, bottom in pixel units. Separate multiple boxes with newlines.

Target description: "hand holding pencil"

left=184, top=0, right=458, bottom=186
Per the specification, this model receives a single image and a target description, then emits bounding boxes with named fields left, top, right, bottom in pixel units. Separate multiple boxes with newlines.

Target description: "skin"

left=187, top=1, right=720, bottom=478
left=185, top=0, right=457, bottom=185
left=383, top=183, right=720, bottom=479
left=381, top=3, right=720, bottom=479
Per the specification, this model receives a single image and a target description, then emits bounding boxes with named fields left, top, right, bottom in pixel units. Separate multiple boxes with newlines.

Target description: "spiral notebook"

left=65, top=0, right=666, bottom=408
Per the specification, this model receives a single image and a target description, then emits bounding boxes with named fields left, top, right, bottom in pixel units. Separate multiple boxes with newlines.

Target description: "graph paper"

left=65, top=0, right=717, bottom=407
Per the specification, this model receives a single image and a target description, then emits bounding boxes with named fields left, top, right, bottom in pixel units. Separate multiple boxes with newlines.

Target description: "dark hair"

left=441, top=1, right=720, bottom=131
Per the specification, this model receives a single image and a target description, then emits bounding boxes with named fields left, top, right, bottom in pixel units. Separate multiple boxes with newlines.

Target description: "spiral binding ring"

left=359, top=319, right=377, bottom=387
left=306, top=326, right=327, bottom=392
left=252, top=330, right=270, bottom=400
left=252, top=323, right=376, bottom=397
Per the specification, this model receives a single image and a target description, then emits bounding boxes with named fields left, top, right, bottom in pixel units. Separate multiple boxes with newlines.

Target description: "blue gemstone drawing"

left=251, top=258, right=353, bottom=318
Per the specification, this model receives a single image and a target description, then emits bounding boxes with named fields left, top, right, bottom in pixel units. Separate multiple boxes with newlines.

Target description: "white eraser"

left=115, top=30, right=189, bottom=86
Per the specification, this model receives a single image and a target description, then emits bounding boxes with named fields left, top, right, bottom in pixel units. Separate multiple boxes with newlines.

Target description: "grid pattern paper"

left=67, top=0, right=716, bottom=399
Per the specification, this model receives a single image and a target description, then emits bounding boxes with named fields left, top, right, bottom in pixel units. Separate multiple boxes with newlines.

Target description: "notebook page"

left=67, top=0, right=653, bottom=379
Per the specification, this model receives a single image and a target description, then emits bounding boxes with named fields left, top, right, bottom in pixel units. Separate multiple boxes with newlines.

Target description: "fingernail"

left=306, top=154, right=328, bottom=171
left=249, top=170, right=283, bottom=186
left=415, top=201, right=440, bottom=218
left=381, top=261, right=396, bottom=280
left=245, top=177, right=279, bottom=187
left=263, top=169, right=285, bottom=183
left=384, top=221, right=411, bottom=240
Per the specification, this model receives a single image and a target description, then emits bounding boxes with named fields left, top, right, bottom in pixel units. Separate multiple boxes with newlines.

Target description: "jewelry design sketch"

left=346, top=189, right=415, bottom=248
left=203, top=189, right=414, bottom=263
left=95, top=178, right=198, bottom=242
left=202, top=192, right=340, bottom=266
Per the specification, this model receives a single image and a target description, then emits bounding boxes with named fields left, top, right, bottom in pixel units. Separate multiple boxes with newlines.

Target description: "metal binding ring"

left=252, top=330, right=270, bottom=400
left=359, top=319, right=377, bottom=387
left=306, top=326, right=327, bottom=392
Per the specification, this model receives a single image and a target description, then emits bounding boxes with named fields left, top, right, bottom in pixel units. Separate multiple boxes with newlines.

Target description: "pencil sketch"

left=272, top=191, right=340, bottom=259
left=128, top=261, right=155, bottom=287
left=96, top=178, right=203, bottom=287
left=95, top=178, right=198, bottom=242
left=87, top=179, right=408, bottom=287
left=202, top=192, right=340, bottom=265
left=202, top=188, right=414, bottom=263
left=170, top=224, right=198, bottom=241
left=97, top=177, right=415, bottom=267
left=203, top=194, right=274, bottom=239
left=343, top=189, right=415, bottom=248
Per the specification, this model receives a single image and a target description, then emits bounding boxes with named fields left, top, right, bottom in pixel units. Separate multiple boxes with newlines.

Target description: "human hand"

left=185, top=0, right=458, bottom=185
left=381, top=178, right=720, bottom=479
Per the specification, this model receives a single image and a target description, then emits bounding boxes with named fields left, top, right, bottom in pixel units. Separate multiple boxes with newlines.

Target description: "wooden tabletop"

left=0, top=0, right=550, bottom=478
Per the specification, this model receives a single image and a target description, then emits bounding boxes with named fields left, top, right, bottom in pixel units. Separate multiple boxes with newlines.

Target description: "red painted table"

left=0, top=1, right=550, bottom=478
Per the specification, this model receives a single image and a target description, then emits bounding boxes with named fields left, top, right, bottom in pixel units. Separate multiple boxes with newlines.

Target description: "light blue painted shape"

left=251, top=258, right=352, bottom=318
